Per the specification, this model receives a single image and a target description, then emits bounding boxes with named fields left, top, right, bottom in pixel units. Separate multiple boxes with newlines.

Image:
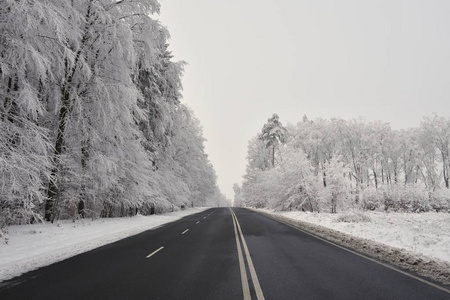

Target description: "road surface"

left=0, top=208, right=449, bottom=299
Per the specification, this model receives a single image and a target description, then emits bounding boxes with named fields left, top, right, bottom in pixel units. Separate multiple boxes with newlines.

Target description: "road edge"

left=249, top=208, right=450, bottom=290
left=0, top=208, right=211, bottom=284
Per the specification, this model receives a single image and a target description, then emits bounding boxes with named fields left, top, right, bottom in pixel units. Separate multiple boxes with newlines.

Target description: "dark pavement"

left=0, top=207, right=449, bottom=299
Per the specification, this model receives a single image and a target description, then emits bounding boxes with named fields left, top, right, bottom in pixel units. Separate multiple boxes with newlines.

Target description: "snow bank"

left=254, top=209, right=450, bottom=286
left=0, top=208, right=208, bottom=282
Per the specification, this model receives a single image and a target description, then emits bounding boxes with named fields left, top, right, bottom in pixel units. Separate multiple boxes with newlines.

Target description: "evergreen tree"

left=260, top=114, right=286, bottom=168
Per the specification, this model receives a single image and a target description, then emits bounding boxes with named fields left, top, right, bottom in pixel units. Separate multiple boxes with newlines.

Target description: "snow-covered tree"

left=1, top=0, right=81, bottom=224
left=1, top=0, right=223, bottom=225
left=323, top=156, right=351, bottom=213
left=233, top=183, right=244, bottom=207
left=240, top=114, right=450, bottom=213
left=44, top=0, right=159, bottom=222
left=421, top=114, right=450, bottom=188
left=260, top=114, right=286, bottom=168
left=272, top=147, right=320, bottom=212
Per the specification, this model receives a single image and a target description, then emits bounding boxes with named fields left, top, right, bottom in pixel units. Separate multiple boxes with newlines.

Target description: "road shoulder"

left=250, top=208, right=450, bottom=289
left=0, top=207, right=209, bottom=283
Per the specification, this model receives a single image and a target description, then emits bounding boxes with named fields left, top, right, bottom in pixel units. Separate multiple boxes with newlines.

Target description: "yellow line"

left=230, top=208, right=251, bottom=300
left=146, top=246, right=164, bottom=258
left=261, top=212, right=450, bottom=295
left=231, top=209, right=266, bottom=300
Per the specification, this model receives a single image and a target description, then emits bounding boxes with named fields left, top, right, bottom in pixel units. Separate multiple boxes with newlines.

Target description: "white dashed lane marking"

left=146, top=246, right=164, bottom=258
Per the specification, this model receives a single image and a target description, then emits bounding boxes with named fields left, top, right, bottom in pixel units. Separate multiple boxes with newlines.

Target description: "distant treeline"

left=234, top=114, right=450, bottom=213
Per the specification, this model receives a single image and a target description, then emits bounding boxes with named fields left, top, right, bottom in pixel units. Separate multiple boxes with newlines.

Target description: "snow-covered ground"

left=0, top=207, right=208, bottom=283
left=258, top=209, right=450, bottom=263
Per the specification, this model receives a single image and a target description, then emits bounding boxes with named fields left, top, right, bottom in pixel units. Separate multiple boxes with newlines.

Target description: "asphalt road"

left=0, top=207, right=449, bottom=300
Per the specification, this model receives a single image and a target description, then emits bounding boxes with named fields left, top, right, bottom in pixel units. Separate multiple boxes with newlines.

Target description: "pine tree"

left=260, top=114, right=286, bottom=168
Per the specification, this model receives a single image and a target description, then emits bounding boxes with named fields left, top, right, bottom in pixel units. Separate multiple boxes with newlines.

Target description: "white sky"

left=158, top=0, right=450, bottom=200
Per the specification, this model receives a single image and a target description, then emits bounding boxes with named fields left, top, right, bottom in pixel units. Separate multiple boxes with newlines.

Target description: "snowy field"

left=258, top=209, right=450, bottom=263
left=0, top=208, right=208, bottom=282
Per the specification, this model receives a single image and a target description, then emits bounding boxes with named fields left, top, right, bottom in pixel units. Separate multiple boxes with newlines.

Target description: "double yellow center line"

left=230, top=208, right=265, bottom=300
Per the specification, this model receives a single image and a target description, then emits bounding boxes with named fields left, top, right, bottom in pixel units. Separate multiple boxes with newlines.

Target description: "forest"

left=0, top=0, right=227, bottom=228
left=235, top=114, right=450, bottom=213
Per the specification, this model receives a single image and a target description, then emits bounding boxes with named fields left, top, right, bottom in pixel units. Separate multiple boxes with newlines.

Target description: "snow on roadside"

left=254, top=208, right=450, bottom=286
left=259, top=209, right=450, bottom=263
left=0, top=207, right=209, bottom=283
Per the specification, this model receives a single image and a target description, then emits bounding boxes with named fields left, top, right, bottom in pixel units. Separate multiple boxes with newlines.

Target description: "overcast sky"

left=158, top=0, right=450, bottom=200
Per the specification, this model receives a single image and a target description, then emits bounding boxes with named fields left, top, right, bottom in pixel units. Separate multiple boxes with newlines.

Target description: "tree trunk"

left=79, top=138, right=90, bottom=217
left=373, top=169, right=378, bottom=189
left=331, top=192, right=336, bottom=213
left=403, top=154, right=407, bottom=185
left=272, top=144, right=275, bottom=167
left=443, top=154, right=449, bottom=188
left=45, top=101, right=68, bottom=222
left=45, top=3, right=93, bottom=222
left=355, top=179, right=360, bottom=204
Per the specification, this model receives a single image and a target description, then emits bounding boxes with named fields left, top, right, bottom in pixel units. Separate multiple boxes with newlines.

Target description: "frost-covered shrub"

left=0, top=227, right=8, bottom=245
left=361, top=187, right=384, bottom=211
left=275, top=180, right=320, bottom=212
left=0, top=208, right=12, bottom=229
left=385, top=185, right=430, bottom=212
left=335, top=211, right=371, bottom=223
left=271, top=149, right=321, bottom=212
left=429, top=189, right=450, bottom=212
left=241, top=168, right=279, bottom=209
left=318, top=185, right=354, bottom=213
left=322, top=157, right=352, bottom=213
left=0, top=208, right=12, bottom=244
left=317, top=188, right=332, bottom=212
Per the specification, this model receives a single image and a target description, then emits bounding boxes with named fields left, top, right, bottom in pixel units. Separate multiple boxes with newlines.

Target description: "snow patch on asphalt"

left=0, top=208, right=208, bottom=283
left=253, top=209, right=450, bottom=286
